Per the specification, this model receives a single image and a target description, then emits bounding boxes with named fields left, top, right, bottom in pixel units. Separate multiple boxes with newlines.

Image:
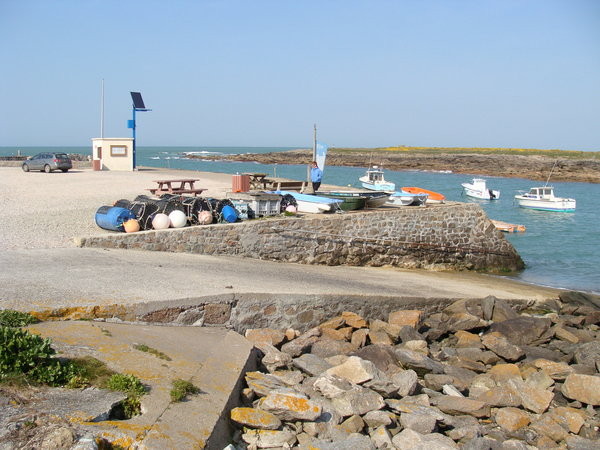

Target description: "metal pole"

left=100, top=79, right=104, bottom=138
left=132, top=107, right=136, bottom=170
left=313, top=123, right=317, bottom=162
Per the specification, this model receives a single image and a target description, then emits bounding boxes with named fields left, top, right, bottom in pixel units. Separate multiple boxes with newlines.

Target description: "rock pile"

left=229, top=293, right=600, bottom=449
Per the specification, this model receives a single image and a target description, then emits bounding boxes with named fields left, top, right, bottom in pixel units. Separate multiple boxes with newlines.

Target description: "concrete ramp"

left=28, top=321, right=257, bottom=449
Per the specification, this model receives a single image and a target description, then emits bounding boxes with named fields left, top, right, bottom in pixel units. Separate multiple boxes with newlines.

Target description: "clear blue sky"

left=1, top=0, right=598, bottom=150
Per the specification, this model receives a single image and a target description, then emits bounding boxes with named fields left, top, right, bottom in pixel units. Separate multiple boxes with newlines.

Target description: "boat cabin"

left=367, top=167, right=385, bottom=182
left=525, top=187, right=555, bottom=199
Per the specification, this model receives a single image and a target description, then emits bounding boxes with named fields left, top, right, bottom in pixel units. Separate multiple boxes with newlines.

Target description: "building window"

left=110, top=145, right=128, bottom=157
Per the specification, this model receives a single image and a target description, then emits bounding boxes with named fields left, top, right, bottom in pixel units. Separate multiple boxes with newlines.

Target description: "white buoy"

left=169, top=210, right=187, bottom=228
left=152, top=213, right=170, bottom=230
left=285, top=205, right=297, bottom=213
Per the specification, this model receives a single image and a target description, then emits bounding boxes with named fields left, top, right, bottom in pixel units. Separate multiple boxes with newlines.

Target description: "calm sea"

left=3, top=146, right=598, bottom=294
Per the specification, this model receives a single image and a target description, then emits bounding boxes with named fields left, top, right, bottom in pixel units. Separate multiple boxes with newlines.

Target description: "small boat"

left=491, top=220, right=526, bottom=233
left=514, top=186, right=576, bottom=212
left=401, top=187, right=445, bottom=204
left=388, top=190, right=428, bottom=206
left=321, top=190, right=390, bottom=208
left=461, top=178, right=500, bottom=200
left=272, top=190, right=343, bottom=213
left=359, top=166, right=396, bottom=192
left=318, top=191, right=367, bottom=211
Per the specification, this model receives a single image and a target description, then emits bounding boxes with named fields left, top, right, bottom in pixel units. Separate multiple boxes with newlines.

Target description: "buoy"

left=221, top=205, right=238, bottom=223
left=285, top=205, right=297, bottom=213
left=198, top=211, right=213, bottom=225
left=169, top=210, right=187, bottom=228
left=152, top=213, right=170, bottom=230
left=123, top=219, right=140, bottom=233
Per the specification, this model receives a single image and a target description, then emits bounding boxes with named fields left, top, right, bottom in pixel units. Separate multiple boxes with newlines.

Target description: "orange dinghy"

left=401, top=187, right=445, bottom=203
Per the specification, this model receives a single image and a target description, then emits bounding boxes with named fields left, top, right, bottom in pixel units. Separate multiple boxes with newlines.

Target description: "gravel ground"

left=0, top=166, right=232, bottom=250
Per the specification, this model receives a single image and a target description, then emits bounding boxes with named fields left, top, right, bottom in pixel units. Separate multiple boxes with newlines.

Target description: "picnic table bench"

left=147, top=179, right=206, bottom=197
left=269, top=180, right=307, bottom=191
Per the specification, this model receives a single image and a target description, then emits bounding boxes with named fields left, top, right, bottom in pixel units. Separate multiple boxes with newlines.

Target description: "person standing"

left=310, top=161, right=323, bottom=192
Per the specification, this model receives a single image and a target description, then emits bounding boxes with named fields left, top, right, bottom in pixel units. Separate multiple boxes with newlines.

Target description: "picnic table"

left=147, top=178, right=206, bottom=196
left=243, top=173, right=269, bottom=190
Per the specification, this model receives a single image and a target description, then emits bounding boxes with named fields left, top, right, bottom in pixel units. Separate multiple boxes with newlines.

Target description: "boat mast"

left=545, top=160, right=558, bottom=187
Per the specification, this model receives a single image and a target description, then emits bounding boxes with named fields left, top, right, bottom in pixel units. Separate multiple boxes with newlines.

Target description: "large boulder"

left=489, top=316, right=552, bottom=346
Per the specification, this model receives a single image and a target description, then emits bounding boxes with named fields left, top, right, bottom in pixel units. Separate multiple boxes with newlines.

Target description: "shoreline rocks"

left=233, top=295, right=600, bottom=449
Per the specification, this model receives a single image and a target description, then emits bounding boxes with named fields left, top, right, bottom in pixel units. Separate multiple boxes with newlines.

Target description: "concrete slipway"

left=2, top=246, right=560, bottom=448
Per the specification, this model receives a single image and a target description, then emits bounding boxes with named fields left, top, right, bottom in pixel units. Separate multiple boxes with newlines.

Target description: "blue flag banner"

left=316, top=141, right=328, bottom=172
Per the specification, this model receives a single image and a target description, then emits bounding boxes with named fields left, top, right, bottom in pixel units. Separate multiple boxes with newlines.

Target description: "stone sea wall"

left=79, top=203, right=523, bottom=272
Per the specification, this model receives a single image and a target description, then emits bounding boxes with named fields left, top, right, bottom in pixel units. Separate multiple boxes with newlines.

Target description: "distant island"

left=190, top=146, right=600, bottom=183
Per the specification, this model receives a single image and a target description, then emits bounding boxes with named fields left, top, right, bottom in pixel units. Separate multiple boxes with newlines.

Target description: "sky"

left=1, top=0, right=599, bottom=150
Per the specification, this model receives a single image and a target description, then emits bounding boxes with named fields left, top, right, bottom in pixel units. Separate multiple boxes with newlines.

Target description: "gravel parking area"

left=0, top=166, right=232, bottom=250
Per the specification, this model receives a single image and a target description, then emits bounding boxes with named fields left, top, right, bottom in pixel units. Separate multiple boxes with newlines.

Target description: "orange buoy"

left=123, top=219, right=140, bottom=233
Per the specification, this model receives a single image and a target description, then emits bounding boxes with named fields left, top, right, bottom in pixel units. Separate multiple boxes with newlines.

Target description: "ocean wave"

left=183, top=151, right=225, bottom=156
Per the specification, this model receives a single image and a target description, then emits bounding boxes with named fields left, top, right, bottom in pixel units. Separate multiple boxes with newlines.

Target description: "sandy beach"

left=0, top=165, right=560, bottom=312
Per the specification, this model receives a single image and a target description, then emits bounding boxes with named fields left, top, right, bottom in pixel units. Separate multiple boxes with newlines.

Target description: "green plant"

left=0, top=326, right=76, bottom=386
left=133, top=343, right=171, bottom=361
left=0, top=310, right=38, bottom=327
left=105, top=373, right=146, bottom=419
left=106, top=373, right=146, bottom=396
left=170, top=378, right=200, bottom=402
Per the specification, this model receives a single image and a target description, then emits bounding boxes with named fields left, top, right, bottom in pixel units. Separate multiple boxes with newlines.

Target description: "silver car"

left=22, top=152, right=72, bottom=173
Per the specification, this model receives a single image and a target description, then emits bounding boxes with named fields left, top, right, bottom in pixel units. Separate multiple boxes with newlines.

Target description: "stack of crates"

left=226, top=192, right=281, bottom=218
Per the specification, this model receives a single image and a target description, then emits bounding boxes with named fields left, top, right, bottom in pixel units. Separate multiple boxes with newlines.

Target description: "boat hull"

left=319, top=193, right=366, bottom=211
left=272, top=190, right=343, bottom=214
left=388, top=191, right=428, bottom=206
left=402, top=187, right=445, bottom=203
left=514, top=197, right=576, bottom=212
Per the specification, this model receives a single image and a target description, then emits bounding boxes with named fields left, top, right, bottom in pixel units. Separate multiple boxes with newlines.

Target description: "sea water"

left=3, top=146, right=598, bottom=294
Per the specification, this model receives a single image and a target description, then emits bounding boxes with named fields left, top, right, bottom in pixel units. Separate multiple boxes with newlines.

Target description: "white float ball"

left=152, top=213, right=171, bottom=230
left=169, top=210, right=187, bottom=228
left=285, top=205, right=297, bottom=213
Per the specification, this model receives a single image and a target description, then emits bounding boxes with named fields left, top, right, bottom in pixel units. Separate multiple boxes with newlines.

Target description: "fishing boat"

left=401, top=187, right=445, bottom=204
left=491, top=220, right=526, bottom=233
left=388, top=190, right=428, bottom=206
left=514, top=186, right=576, bottom=212
left=359, top=166, right=396, bottom=192
left=461, top=178, right=500, bottom=200
left=318, top=191, right=367, bottom=211
left=272, top=190, right=343, bottom=213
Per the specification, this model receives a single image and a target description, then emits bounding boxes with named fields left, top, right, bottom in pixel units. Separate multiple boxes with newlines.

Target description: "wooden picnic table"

left=243, top=173, right=269, bottom=190
left=147, top=178, right=206, bottom=196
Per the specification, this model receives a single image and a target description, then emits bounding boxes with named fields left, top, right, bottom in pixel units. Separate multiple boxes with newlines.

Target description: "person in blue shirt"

left=310, top=161, right=323, bottom=192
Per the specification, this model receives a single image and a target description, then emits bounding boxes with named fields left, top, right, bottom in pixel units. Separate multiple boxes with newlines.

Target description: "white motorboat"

left=273, top=190, right=343, bottom=213
left=359, top=166, right=396, bottom=192
left=514, top=186, right=576, bottom=212
left=461, top=178, right=500, bottom=200
left=388, top=190, right=428, bottom=206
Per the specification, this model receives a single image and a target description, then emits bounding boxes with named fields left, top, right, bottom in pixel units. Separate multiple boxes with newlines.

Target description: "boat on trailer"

left=514, top=186, right=576, bottom=212
left=272, top=190, right=343, bottom=213
left=461, top=178, right=500, bottom=200
left=401, top=187, right=445, bottom=204
left=359, top=166, right=396, bottom=192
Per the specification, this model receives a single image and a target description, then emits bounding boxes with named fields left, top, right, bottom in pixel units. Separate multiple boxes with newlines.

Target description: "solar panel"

left=130, top=92, right=146, bottom=109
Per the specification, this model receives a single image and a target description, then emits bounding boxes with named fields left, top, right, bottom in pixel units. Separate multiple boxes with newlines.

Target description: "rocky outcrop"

left=232, top=295, right=600, bottom=448
left=194, top=149, right=600, bottom=183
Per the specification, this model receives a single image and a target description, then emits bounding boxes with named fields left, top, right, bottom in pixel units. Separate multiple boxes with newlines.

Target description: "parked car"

left=22, top=152, right=72, bottom=173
